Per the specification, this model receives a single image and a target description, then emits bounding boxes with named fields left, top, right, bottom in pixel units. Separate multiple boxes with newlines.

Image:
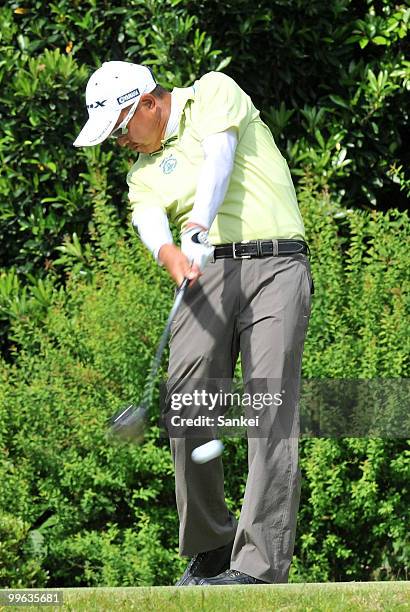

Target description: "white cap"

left=73, top=61, right=156, bottom=147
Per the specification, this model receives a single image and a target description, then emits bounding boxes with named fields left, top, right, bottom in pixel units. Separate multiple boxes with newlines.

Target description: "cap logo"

left=117, top=89, right=140, bottom=105
left=87, top=100, right=107, bottom=109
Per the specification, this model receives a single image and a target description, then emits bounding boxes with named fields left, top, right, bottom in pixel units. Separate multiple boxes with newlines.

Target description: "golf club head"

left=107, top=403, right=148, bottom=444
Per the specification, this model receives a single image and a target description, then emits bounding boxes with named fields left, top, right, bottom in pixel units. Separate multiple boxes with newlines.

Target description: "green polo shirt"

left=127, top=71, right=305, bottom=244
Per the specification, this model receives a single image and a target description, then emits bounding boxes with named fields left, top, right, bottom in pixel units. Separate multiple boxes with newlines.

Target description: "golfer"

left=74, top=61, right=313, bottom=586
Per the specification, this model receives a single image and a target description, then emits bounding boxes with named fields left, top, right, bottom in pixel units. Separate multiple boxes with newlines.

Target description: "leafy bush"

left=0, top=238, right=182, bottom=587
left=0, top=513, right=47, bottom=587
left=196, top=0, right=409, bottom=211
left=299, top=180, right=410, bottom=378
left=294, top=438, right=409, bottom=582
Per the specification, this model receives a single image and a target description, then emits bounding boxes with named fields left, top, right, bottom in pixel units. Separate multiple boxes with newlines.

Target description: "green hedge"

left=0, top=253, right=180, bottom=587
left=0, top=185, right=408, bottom=586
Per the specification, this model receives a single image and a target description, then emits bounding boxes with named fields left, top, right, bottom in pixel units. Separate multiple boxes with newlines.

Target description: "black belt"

left=213, top=239, right=309, bottom=260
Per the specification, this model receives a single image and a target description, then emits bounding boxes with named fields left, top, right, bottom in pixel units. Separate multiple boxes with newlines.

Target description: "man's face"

left=113, top=94, right=164, bottom=154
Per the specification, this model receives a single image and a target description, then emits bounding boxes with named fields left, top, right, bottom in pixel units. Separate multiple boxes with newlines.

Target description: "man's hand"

left=158, top=244, right=201, bottom=287
left=181, top=226, right=215, bottom=273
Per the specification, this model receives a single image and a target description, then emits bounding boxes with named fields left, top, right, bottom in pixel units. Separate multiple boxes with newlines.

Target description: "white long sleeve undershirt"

left=188, top=128, right=237, bottom=230
left=132, top=205, right=174, bottom=261
left=132, top=128, right=238, bottom=262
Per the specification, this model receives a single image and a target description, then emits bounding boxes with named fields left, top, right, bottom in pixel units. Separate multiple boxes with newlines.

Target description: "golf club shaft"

left=139, top=277, right=189, bottom=407
left=108, top=277, right=190, bottom=442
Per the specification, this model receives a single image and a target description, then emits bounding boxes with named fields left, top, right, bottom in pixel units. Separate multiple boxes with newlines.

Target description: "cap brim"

left=73, top=109, right=121, bottom=147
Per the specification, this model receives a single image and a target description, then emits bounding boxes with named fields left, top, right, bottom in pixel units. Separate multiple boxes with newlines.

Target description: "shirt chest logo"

left=160, top=154, right=177, bottom=175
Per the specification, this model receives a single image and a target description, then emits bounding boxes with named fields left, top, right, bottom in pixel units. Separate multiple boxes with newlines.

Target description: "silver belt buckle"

left=233, top=240, right=251, bottom=259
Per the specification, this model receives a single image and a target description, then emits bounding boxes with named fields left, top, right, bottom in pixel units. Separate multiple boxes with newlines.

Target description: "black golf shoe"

left=175, top=540, right=234, bottom=586
left=199, top=569, right=268, bottom=585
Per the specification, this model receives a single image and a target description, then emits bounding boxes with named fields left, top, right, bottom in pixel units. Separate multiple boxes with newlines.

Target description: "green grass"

left=1, top=582, right=409, bottom=612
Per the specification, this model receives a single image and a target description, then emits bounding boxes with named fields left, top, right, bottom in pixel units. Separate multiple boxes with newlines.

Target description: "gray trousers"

left=165, top=254, right=312, bottom=583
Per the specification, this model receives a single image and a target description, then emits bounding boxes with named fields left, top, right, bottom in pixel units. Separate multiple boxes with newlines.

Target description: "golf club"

left=107, top=277, right=189, bottom=443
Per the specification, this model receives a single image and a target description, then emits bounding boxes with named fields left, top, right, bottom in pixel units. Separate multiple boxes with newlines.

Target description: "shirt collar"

left=163, top=93, right=181, bottom=140
left=171, top=84, right=195, bottom=112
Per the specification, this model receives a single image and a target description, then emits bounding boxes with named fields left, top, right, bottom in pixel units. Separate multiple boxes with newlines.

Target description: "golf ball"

left=191, top=440, right=224, bottom=464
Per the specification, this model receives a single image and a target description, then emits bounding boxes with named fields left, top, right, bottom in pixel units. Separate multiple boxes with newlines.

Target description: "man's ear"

left=140, top=94, right=156, bottom=110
